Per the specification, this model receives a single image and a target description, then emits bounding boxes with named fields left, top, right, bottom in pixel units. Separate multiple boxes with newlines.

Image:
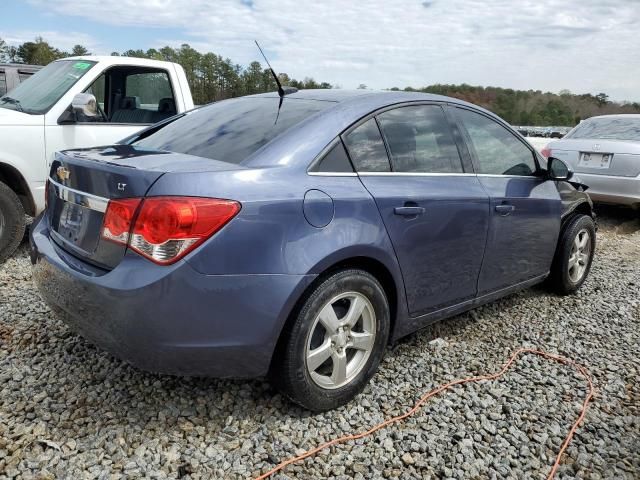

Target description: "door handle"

left=495, top=204, right=515, bottom=216
left=394, top=206, right=425, bottom=216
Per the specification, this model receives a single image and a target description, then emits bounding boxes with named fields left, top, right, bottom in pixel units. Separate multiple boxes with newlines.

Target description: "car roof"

left=251, top=88, right=474, bottom=107
left=587, top=114, right=640, bottom=120
left=240, top=89, right=504, bottom=169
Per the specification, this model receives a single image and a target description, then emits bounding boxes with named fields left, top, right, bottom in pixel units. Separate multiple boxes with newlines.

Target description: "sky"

left=2, top=0, right=639, bottom=101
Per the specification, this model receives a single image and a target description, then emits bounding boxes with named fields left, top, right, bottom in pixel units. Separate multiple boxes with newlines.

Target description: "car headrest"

left=384, top=123, right=416, bottom=155
left=158, top=97, right=176, bottom=114
left=120, top=96, right=140, bottom=110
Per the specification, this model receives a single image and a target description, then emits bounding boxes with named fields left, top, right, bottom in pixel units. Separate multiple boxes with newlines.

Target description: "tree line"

left=2, top=36, right=639, bottom=125
left=0, top=37, right=331, bottom=105
left=392, top=84, right=640, bottom=126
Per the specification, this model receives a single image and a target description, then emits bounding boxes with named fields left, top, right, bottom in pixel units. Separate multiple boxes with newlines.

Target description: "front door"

left=44, top=67, right=177, bottom=164
left=343, top=105, right=490, bottom=316
left=453, top=106, right=562, bottom=294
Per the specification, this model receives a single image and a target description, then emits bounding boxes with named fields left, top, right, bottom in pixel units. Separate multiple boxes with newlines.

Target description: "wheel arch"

left=268, top=253, right=407, bottom=374
left=0, top=162, right=36, bottom=216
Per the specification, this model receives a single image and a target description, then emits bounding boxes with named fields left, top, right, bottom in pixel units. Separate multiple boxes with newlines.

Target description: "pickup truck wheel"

left=0, top=181, right=26, bottom=264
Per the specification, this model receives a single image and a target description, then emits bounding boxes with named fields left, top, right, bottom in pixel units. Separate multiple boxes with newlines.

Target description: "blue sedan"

left=30, top=90, right=596, bottom=411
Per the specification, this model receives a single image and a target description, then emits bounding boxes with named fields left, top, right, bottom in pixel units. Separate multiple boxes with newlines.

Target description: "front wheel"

left=547, top=214, right=596, bottom=295
left=0, top=181, right=26, bottom=264
left=272, top=269, right=390, bottom=411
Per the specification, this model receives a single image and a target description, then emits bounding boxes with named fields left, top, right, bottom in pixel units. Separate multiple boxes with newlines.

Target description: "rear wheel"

left=0, top=181, right=26, bottom=264
left=272, top=269, right=390, bottom=411
left=547, top=214, right=596, bottom=295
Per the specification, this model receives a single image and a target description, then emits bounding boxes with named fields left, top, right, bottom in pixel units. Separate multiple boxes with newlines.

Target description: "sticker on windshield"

left=73, top=62, right=92, bottom=70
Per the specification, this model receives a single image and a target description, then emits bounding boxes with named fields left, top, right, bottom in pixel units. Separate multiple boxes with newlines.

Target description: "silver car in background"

left=543, top=114, right=640, bottom=209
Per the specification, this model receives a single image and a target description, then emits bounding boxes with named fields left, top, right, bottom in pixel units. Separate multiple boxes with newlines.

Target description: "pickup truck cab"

left=0, top=55, right=194, bottom=262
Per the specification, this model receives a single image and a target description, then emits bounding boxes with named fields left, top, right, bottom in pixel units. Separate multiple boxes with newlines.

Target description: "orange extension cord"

left=255, top=348, right=595, bottom=480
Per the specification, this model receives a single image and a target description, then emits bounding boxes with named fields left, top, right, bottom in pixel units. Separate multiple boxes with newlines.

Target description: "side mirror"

left=71, top=93, right=98, bottom=117
left=547, top=157, right=573, bottom=181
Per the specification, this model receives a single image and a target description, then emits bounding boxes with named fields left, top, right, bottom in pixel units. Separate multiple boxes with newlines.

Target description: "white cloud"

left=2, top=29, right=101, bottom=54
left=24, top=0, right=640, bottom=100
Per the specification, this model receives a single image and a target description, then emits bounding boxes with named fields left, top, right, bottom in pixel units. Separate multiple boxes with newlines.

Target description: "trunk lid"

left=47, top=145, right=242, bottom=270
left=548, top=139, right=640, bottom=177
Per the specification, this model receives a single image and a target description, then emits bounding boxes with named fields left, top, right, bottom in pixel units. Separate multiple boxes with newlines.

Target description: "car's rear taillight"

left=541, top=146, right=551, bottom=158
left=101, top=197, right=240, bottom=265
left=102, top=198, right=142, bottom=245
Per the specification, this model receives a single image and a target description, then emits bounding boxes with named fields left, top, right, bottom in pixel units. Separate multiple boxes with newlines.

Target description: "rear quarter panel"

left=147, top=167, right=403, bottom=278
left=147, top=167, right=410, bottom=341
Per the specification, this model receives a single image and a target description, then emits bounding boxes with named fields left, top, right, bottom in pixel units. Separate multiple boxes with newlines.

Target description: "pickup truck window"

left=0, top=60, right=96, bottom=115
left=0, top=71, right=6, bottom=96
left=133, top=97, right=332, bottom=164
left=80, top=67, right=176, bottom=125
left=126, top=72, right=173, bottom=111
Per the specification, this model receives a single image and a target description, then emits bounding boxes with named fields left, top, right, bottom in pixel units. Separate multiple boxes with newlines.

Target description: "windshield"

left=133, top=97, right=333, bottom=164
left=565, top=117, right=640, bottom=142
left=0, top=60, right=96, bottom=115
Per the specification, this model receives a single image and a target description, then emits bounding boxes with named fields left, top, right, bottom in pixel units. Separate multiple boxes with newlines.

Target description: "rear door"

left=345, top=104, right=490, bottom=316
left=452, top=106, right=562, bottom=294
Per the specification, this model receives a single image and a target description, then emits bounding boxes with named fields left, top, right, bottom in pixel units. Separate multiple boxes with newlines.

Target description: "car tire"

left=272, top=269, right=390, bottom=411
left=0, top=181, right=26, bottom=264
left=547, top=214, right=596, bottom=295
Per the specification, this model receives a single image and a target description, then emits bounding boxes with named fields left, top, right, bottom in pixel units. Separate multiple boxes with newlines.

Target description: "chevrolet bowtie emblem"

left=57, top=166, right=71, bottom=181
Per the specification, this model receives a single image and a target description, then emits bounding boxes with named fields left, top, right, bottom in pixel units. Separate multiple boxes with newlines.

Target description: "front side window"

left=0, top=60, right=96, bottom=115
left=134, top=97, right=331, bottom=164
left=0, top=71, right=6, bottom=96
left=85, top=74, right=106, bottom=109
left=565, top=117, right=640, bottom=142
left=377, top=105, right=463, bottom=173
left=456, top=108, right=537, bottom=176
left=343, top=119, right=391, bottom=172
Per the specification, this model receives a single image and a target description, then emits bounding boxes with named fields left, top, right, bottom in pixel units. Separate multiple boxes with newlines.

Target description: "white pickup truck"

left=0, top=56, right=194, bottom=262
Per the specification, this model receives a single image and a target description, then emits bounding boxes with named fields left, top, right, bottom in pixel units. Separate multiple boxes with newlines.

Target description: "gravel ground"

left=0, top=208, right=638, bottom=480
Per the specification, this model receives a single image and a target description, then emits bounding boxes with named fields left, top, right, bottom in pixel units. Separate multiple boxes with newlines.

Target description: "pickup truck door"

left=44, top=66, right=180, bottom=167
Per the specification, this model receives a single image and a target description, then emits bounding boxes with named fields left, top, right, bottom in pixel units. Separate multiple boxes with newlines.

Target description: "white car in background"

left=543, top=114, right=640, bottom=210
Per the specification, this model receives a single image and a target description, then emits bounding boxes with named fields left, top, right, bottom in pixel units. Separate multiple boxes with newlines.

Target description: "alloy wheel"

left=305, top=291, right=376, bottom=389
left=568, top=228, right=591, bottom=283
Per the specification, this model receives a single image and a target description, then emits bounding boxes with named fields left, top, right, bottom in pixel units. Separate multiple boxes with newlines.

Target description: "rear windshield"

left=133, top=97, right=333, bottom=164
left=565, top=117, right=640, bottom=142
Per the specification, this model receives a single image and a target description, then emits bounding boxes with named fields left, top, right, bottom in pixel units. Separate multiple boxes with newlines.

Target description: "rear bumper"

left=577, top=172, right=640, bottom=207
left=30, top=215, right=315, bottom=378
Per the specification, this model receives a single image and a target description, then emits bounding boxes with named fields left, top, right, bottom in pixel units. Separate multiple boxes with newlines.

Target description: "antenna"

left=254, top=40, right=298, bottom=98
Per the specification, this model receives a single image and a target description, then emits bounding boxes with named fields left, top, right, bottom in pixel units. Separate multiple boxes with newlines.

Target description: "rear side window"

left=565, top=117, right=640, bottom=142
left=310, top=140, right=354, bottom=173
left=343, top=119, right=391, bottom=172
left=125, top=72, right=173, bottom=111
left=377, top=105, right=463, bottom=173
left=456, top=108, right=536, bottom=176
left=0, top=71, right=6, bottom=96
left=134, top=97, right=331, bottom=164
